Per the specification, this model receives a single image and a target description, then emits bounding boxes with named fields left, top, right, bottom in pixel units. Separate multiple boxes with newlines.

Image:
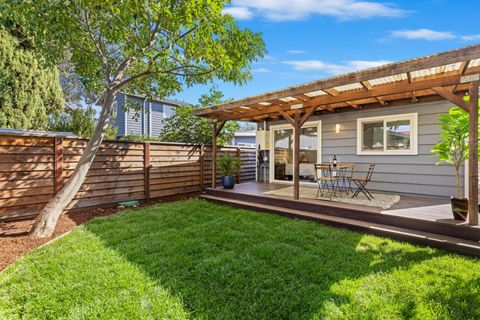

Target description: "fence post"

left=199, top=145, right=204, bottom=189
left=144, top=142, right=151, bottom=203
left=236, top=147, right=241, bottom=184
left=54, top=137, right=64, bottom=195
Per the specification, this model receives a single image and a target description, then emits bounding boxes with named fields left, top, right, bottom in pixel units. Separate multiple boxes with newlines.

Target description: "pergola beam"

left=431, top=87, right=469, bottom=112
left=194, top=44, right=480, bottom=116
left=219, top=74, right=463, bottom=121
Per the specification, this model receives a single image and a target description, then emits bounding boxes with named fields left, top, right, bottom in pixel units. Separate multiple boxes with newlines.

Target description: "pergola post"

left=468, top=81, right=479, bottom=225
left=280, top=107, right=317, bottom=200
left=293, top=110, right=301, bottom=200
left=212, top=122, right=217, bottom=189
left=433, top=82, right=479, bottom=225
left=211, top=120, right=226, bottom=189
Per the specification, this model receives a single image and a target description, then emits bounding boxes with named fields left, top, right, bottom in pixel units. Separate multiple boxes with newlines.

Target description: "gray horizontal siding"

left=125, top=95, right=144, bottom=135
left=115, top=94, right=126, bottom=137
left=150, top=102, right=164, bottom=137
left=115, top=93, right=179, bottom=137
left=267, top=101, right=463, bottom=197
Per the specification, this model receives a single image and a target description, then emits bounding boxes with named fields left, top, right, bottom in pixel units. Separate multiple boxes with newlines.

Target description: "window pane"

left=386, top=120, right=411, bottom=150
left=362, top=121, right=384, bottom=151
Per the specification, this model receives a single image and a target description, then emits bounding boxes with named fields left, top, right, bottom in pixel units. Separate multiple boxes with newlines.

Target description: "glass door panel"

left=273, top=128, right=293, bottom=181
left=299, top=127, right=318, bottom=182
left=272, top=124, right=319, bottom=183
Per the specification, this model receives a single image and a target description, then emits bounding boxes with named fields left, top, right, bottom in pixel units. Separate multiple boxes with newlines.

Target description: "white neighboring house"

left=115, top=92, right=189, bottom=138
left=231, top=130, right=256, bottom=147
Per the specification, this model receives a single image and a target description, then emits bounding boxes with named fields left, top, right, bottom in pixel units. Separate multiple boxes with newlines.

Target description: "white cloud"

left=461, top=34, right=480, bottom=41
left=390, top=28, right=455, bottom=41
left=252, top=67, right=270, bottom=73
left=222, top=6, right=254, bottom=20
left=283, top=59, right=391, bottom=74
left=225, top=0, right=405, bottom=21
left=287, top=50, right=307, bottom=55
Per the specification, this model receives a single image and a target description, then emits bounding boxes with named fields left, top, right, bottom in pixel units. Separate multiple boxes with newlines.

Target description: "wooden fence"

left=0, top=134, right=256, bottom=221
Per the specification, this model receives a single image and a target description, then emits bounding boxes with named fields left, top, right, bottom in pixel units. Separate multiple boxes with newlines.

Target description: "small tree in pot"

left=216, top=153, right=240, bottom=189
left=431, top=106, right=479, bottom=220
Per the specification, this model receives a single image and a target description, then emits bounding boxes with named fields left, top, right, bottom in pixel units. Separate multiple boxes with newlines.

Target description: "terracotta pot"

left=450, top=197, right=468, bottom=221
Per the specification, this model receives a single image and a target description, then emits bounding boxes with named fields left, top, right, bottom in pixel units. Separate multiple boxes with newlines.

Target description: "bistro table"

left=316, top=163, right=355, bottom=196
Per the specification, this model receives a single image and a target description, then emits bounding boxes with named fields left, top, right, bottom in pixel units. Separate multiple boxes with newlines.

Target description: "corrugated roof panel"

left=334, top=83, right=364, bottom=92
left=304, top=89, right=327, bottom=97
left=279, top=96, right=297, bottom=102
left=410, top=63, right=461, bottom=79
left=258, top=102, right=271, bottom=106
left=368, top=73, right=408, bottom=86
left=468, top=58, right=480, bottom=68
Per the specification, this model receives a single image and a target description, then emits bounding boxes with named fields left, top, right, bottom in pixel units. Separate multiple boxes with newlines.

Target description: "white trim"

left=356, top=113, right=418, bottom=155
left=124, top=94, right=128, bottom=134
left=269, top=120, right=322, bottom=185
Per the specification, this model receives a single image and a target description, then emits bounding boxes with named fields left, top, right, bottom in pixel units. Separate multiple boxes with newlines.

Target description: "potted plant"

left=431, top=106, right=477, bottom=220
left=216, top=153, right=240, bottom=189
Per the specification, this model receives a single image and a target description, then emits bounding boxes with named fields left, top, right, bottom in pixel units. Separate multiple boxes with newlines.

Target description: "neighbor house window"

left=357, top=113, right=418, bottom=155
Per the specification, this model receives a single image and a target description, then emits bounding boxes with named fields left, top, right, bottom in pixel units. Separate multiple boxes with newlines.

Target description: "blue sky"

left=173, top=0, right=480, bottom=104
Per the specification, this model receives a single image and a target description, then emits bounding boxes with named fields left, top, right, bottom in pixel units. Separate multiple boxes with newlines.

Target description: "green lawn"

left=1, top=199, right=480, bottom=319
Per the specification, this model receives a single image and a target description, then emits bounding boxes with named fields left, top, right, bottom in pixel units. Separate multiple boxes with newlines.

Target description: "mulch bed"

left=0, top=192, right=201, bottom=271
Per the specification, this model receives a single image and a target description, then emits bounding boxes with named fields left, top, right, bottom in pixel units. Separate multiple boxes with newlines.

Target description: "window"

left=163, top=105, right=175, bottom=118
left=357, top=113, right=417, bottom=155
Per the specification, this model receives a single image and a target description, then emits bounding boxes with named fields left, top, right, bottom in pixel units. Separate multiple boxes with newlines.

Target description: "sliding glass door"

left=269, top=121, right=321, bottom=184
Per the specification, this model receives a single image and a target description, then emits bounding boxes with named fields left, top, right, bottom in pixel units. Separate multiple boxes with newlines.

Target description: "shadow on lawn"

left=84, top=199, right=465, bottom=319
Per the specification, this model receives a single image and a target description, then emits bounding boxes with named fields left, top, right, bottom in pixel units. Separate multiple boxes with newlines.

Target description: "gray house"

left=231, top=130, right=256, bottom=147
left=115, top=93, right=189, bottom=137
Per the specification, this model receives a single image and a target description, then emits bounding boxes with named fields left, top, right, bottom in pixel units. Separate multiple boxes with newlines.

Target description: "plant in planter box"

left=216, top=153, right=240, bottom=189
left=431, top=106, right=479, bottom=220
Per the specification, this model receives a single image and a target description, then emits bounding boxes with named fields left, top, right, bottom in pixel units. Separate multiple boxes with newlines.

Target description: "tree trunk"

left=29, top=90, right=116, bottom=237
left=455, top=168, right=462, bottom=198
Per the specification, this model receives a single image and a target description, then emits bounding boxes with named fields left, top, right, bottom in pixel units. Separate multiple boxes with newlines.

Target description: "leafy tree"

left=49, top=106, right=117, bottom=139
left=0, top=29, right=64, bottom=129
left=160, top=88, right=239, bottom=145
left=5, top=0, right=265, bottom=236
left=431, top=106, right=480, bottom=198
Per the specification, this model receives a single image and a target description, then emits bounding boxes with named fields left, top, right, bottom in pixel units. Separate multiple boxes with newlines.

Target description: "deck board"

left=216, top=182, right=458, bottom=224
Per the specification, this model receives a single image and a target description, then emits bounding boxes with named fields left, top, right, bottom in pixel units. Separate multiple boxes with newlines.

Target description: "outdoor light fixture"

left=335, top=123, right=341, bottom=133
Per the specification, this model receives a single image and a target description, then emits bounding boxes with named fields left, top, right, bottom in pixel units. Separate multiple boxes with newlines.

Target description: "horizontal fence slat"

left=0, top=134, right=256, bottom=221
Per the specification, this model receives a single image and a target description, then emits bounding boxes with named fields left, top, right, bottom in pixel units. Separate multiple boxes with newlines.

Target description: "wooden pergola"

left=193, top=44, right=480, bottom=225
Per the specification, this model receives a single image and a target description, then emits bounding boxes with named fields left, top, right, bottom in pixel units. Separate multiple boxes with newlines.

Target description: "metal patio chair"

left=351, top=164, right=375, bottom=200
left=314, top=163, right=338, bottom=199
left=339, top=162, right=355, bottom=194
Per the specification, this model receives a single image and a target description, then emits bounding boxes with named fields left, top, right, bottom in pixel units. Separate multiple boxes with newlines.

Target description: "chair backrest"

left=365, top=164, right=375, bottom=182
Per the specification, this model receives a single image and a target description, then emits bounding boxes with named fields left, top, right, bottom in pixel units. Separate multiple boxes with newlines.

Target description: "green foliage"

left=159, top=88, right=240, bottom=145
left=0, top=29, right=64, bottom=130
left=216, top=152, right=240, bottom=176
left=49, top=106, right=117, bottom=139
left=5, top=0, right=266, bottom=100
left=119, top=134, right=162, bottom=142
left=2, top=200, right=480, bottom=319
left=431, top=106, right=480, bottom=197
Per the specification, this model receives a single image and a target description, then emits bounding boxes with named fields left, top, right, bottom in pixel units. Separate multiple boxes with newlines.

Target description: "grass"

left=1, top=199, right=480, bottom=319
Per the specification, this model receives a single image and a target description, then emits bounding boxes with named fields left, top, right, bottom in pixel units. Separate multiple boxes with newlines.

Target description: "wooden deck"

left=202, top=182, right=480, bottom=256
left=214, top=181, right=455, bottom=221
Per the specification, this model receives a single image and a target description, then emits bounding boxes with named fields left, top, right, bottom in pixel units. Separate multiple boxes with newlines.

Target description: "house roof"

left=193, top=44, right=480, bottom=122
left=121, top=92, right=190, bottom=107
left=0, top=128, right=79, bottom=138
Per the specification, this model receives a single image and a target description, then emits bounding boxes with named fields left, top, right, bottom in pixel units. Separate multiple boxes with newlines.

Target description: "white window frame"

left=356, top=113, right=418, bottom=155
